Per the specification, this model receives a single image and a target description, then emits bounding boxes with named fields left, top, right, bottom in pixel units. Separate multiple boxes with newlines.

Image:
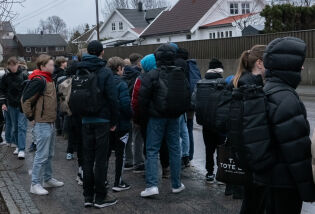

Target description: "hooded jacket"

left=113, top=73, right=132, bottom=132
left=0, top=67, right=28, bottom=108
left=21, top=69, right=57, bottom=122
left=76, top=54, right=119, bottom=126
left=122, top=65, right=141, bottom=96
left=262, top=37, right=315, bottom=202
left=132, top=54, right=157, bottom=124
left=138, top=44, right=188, bottom=118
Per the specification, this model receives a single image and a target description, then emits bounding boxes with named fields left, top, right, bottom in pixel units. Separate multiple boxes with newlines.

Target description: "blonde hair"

left=233, top=45, right=266, bottom=88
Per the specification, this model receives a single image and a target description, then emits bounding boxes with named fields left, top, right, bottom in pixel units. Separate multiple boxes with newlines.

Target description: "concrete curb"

left=0, top=166, right=40, bottom=214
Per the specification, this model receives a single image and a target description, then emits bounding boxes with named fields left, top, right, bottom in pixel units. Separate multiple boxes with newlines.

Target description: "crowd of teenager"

left=0, top=37, right=314, bottom=213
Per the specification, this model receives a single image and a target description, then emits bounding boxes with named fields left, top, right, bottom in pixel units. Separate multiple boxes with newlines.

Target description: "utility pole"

left=95, top=0, right=100, bottom=41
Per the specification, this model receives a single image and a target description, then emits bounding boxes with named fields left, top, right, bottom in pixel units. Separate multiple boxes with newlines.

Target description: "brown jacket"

left=22, top=81, right=57, bottom=123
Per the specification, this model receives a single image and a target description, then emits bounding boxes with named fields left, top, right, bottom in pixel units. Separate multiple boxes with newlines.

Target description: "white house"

left=140, top=0, right=266, bottom=45
left=86, top=3, right=165, bottom=48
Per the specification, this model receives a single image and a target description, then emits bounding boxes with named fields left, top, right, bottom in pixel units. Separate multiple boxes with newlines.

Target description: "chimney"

left=138, top=2, right=143, bottom=12
left=40, top=31, right=43, bottom=35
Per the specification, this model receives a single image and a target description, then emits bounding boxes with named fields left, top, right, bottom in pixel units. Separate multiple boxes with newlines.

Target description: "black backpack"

left=229, top=85, right=277, bottom=172
left=156, top=66, right=190, bottom=118
left=69, top=68, right=104, bottom=117
left=195, top=78, right=232, bottom=133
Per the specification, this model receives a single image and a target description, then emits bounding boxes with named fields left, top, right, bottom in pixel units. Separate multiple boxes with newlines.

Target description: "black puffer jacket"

left=0, top=68, right=28, bottom=108
left=138, top=44, right=188, bottom=118
left=261, top=37, right=315, bottom=202
left=122, top=65, right=141, bottom=96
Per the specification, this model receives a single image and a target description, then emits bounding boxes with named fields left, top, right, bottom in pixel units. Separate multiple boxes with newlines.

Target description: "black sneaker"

left=124, top=163, right=134, bottom=171
left=182, top=156, right=190, bottom=168
left=84, top=197, right=93, bottom=208
left=206, top=173, right=215, bottom=184
left=94, top=195, right=118, bottom=208
left=112, top=181, right=131, bottom=192
left=28, top=142, right=37, bottom=152
left=133, top=164, right=145, bottom=173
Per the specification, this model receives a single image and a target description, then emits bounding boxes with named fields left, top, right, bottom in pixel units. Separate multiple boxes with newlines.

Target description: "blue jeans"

left=187, top=118, right=194, bottom=160
left=32, top=123, right=56, bottom=185
left=145, top=117, right=181, bottom=189
left=8, top=106, right=27, bottom=151
left=4, top=110, right=12, bottom=143
left=179, top=115, right=190, bottom=157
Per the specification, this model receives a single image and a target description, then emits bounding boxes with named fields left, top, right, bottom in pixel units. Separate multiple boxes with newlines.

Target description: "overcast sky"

left=12, top=0, right=177, bottom=34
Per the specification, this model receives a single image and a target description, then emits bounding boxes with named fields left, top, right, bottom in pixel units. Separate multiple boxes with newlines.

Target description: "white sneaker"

left=18, top=151, right=25, bottom=159
left=10, top=144, right=17, bottom=148
left=43, top=178, right=64, bottom=188
left=0, top=141, right=8, bottom=146
left=140, top=187, right=159, bottom=197
left=30, top=184, right=48, bottom=195
left=13, top=148, right=18, bottom=155
left=172, top=183, right=185, bottom=194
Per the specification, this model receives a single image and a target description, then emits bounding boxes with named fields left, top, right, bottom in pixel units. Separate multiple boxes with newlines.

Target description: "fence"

left=103, top=29, right=315, bottom=60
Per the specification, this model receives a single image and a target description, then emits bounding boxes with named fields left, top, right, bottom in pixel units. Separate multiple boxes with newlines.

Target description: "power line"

left=13, top=0, right=63, bottom=23
left=14, top=0, right=68, bottom=26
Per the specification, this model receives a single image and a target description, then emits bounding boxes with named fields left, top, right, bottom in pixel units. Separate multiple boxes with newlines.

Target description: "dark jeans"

left=269, top=188, right=303, bottom=214
left=240, top=182, right=267, bottom=214
left=0, top=111, right=4, bottom=142
left=187, top=118, right=194, bottom=160
left=202, top=128, right=225, bottom=174
left=67, top=115, right=83, bottom=167
left=106, top=131, right=127, bottom=186
left=55, top=110, right=64, bottom=133
left=82, top=123, right=110, bottom=201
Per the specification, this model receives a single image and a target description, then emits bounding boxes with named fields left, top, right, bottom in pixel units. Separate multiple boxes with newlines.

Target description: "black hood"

left=154, top=44, right=176, bottom=67
left=205, top=72, right=222, bottom=80
left=123, top=65, right=141, bottom=79
left=263, top=37, right=306, bottom=89
left=77, top=54, right=107, bottom=72
left=238, top=71, right=264, bottom=87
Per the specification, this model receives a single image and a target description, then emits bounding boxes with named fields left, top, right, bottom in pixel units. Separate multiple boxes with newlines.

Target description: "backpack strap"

left=30, top=75, right=47, bottom=117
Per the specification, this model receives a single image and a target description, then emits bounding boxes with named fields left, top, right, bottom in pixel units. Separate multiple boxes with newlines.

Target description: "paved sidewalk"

left=0, top=130, right=241, bottom=214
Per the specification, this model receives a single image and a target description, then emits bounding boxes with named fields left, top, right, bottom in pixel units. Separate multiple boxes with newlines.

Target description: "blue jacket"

left=113, top=74, right=132, bottom=131
left=77, top=54, right=119, bottom=126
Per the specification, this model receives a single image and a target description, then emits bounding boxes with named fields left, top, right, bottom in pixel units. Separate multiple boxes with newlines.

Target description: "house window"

left=156, top=38, right=160, bottom=42
left=25, top=57, right=32, bottom=62
left=25, top=47, right=31, bottom=53
left=213, top=33, right=216, bottom=39
left=209, top=33, right=212, bottom=39
left=221, top=32, right=224, bottom=38
left=186, top=34, right=191, bottom=40
left=112, top=23, right=116, bottom=31
left=230, top=3, right=239, bottom=15
left=119, top=22, right=123, bottom=30
left=229, top=31, right=233, bottom=37
left=242, top=3, right=250, bottom=14
left=56, top=47, right=65, bottom=51
left=226, top=31, right=229, bottom=37
left=217, top=32, right=220, bottom=38
left=35, top=47, right=47, bottom=53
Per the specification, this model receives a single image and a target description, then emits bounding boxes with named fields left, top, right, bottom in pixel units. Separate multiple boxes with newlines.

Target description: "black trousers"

left=269, top=188, right=303, bottom=214
left=67, top=115, right=83, bottom=167
left=202, top=128, right=225, bottom=174
left=240, top=182, right=267, bottom=214
left=106, top=130, right=128, bottom=186
left=0, top=111, right=4, bottom=142
left=82, top=123, right=109, bottom=201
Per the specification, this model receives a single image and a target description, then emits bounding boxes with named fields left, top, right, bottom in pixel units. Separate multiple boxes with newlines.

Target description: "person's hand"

left=2, top=104, right=7, bottom=111
left=31, top=120, right=35, bottom=126
left=110, top=126, right=116, bottom=132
